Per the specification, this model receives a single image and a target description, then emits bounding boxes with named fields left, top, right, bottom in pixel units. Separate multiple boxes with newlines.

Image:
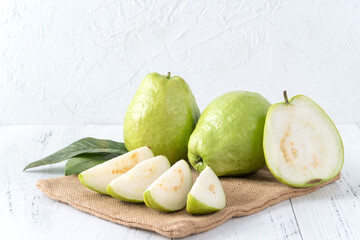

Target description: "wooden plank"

left=290, top=124, right=360, bottom=240
left=184, top=200, right=302, bottom=240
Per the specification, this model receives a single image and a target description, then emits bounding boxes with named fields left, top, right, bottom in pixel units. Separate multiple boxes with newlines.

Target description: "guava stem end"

left=283, top=90, right=289, bottom=104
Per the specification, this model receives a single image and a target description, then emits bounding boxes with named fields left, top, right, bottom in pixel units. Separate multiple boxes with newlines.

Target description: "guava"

left=124, top=72, right=200, bottom=165
left=263, top=91, right=344, bottom=187
left=188, top=91, right=271, bottom=176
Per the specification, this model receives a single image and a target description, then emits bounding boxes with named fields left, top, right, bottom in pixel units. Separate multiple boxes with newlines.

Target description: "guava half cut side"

left=263, top=92, right=344, bottom=187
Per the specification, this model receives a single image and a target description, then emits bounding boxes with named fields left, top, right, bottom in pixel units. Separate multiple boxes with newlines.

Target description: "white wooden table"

left=1, top=124, right=359, bottom=240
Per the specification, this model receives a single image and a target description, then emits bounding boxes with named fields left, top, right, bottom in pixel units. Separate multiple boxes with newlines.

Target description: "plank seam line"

left=289, top=199, right=304, bottom=240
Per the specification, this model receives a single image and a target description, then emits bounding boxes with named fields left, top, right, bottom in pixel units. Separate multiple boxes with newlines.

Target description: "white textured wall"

left=1, top=0, right=360, bottom=124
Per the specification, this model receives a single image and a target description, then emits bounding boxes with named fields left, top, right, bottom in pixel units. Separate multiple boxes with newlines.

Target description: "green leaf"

left=24, top=137, right=127, bottom=171
left=65, top=153, right=120, bottom=176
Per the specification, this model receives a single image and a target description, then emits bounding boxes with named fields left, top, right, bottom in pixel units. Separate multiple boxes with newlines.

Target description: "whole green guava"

left=124, top=72, right=200, bottom=165
left=188, top=91, right=271, bottom=176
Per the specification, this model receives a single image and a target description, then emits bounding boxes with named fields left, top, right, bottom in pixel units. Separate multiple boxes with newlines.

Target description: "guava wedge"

left=106, top=156, right=171, bottom=203
left=186, top=166, right=226, bottom=215
left=143, top=160, right=193, bottom=212
left=78, top=146, right=154, bottom=194
left=263, top=91, right=344, bottom=187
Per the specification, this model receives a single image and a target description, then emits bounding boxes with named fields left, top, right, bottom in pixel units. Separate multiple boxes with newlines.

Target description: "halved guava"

left=263, top=91, right=344, bottom=187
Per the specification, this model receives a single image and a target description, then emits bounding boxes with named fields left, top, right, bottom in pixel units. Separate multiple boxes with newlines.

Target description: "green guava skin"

left=188, top=91, right=271, bottom=176
left=124, top=73, right=200, bottom=165
left=143, top=191, right=173, bottom=212
left=106, top=185, right=143, bottom=203
left=186, top=193, right=221, bottom=215
left=78, top=173, right=108, bottom=195
left=263, top=95, right=344, bottom=188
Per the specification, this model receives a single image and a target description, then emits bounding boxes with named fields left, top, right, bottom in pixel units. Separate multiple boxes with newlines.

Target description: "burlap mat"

left=36, top=168, right=339, bottom=238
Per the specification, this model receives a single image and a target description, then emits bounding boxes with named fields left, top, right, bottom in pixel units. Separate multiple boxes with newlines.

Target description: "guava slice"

left=107, top=156, right=171, bottom=203
left=263, top=91, right=344, bottom=187
left=186, top=166, right=226, bottom=215
left=143, top=160, right=193, bottom=212
left=78, top=146, right=154, bottom=194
